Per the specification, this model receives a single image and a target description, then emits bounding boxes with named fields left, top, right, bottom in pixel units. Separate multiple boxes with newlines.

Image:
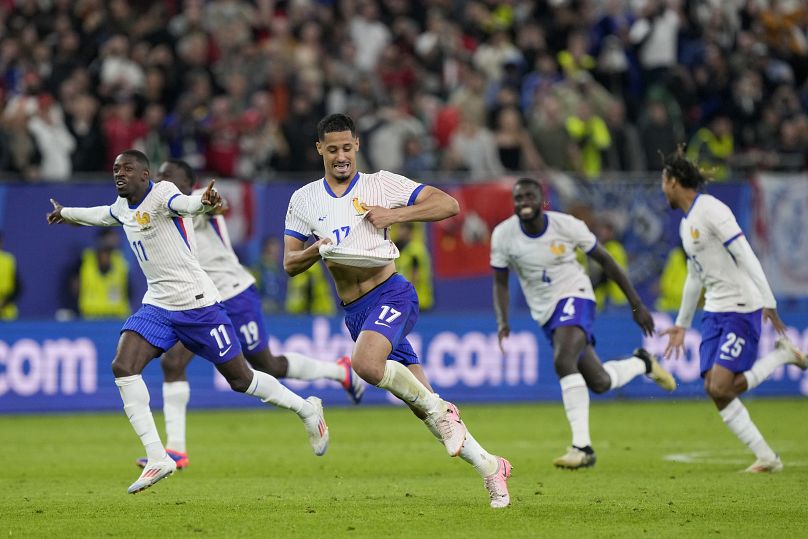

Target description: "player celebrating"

left=659, top=150, right=807, bottom=472
left=47, top=150, right=329, bottom=494
left=283, top=113, right=512, bottom=509
left=133, top=159, right=365, bottom=471
left=491, top=178, right=676, bottom=470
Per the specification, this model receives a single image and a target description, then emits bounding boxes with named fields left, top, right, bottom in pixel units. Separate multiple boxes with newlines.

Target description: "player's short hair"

left=661, top=147, right=706, bottom=189
left=317, top=113, right=356, bottom=141
left=119, top=149, right=150, bottom=171
left=165, top=159, right=196, bottom=185
left=514, top=177, right=542, bottom=192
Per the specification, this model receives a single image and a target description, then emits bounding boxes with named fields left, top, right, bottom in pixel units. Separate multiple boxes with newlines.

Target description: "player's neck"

left=324, top=172, right=356, bottom=196
left=521, top=214, right=546, bottom=235
left=679, top=190, right=698, bottom=214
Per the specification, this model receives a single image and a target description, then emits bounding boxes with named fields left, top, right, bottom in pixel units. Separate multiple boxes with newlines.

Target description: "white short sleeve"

left=490, top=225, right=509, bottom=269
left=706, top=199, right=743, bottom=245
left=565, top=215, right=598, bottom=253
left=377, top=170, right=424, bottom=208
left=284, top=189, right=312, bottom=242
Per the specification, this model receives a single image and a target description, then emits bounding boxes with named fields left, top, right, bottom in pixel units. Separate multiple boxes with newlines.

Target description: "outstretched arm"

left=168, top=179, right=222, bottom=216
left=365, top=186, right=460, bottom=229
left=493, top=269, right=510, bottom=355
left=588, top=243, right=654, bottom=336
left=48, top=199, right=119, bottom=227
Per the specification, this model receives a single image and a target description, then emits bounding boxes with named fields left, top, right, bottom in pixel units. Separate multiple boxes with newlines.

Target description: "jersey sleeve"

left=377, top=170, right=424, bottom=208
left=564, top=215, right=598, bottom=253
left=490, top=225, right=509, bottom=270
left=284, top=189, right=312, bottom=242
left=706, top=198, right=743, bottom=246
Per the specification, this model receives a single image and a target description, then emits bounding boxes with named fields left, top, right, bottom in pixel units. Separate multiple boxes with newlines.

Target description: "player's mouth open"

left=519, top=207, right=534, bottom=218
left=334, top=163, right=350, bottom=173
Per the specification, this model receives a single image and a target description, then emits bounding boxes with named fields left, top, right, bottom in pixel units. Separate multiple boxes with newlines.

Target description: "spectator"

left=70, top=229, right=131, bottom=320
left=66, top=93, right=106, bottom=172
left=565, top=100, right=612, bottom=179
left=285, top=263, right=336, bottom=316
left=638, top=98, right=681, bottom=169
left=102, top=98, right=147, bottom=170
left=26, top=95, right=75, bottom=181
left=0, top=232, right=21, bottom=320
left=136, top=103, right=169, bottom=172
left=444, top=109, right=505, bottom=181
left=687, top=113, right=734, bottom=181
left=394, top=222, right=435, bottom=312
left=629, top=0, right=681, bottom=89
left=494, top=106, right=543, bottom=172
left=252, top=236, right=286, bottom=315
left=655, top=246, right=688, bottom=313
left=589, top=219, right=629, bottom=311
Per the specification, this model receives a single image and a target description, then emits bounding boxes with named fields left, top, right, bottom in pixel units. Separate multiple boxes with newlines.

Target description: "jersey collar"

left=322, top=172, right=360, bottom=198
left=519, top=213, right=549, bottom=238
left=684, top=193, right=701, bottom=217
left=128, top=181, right=154, bottom=209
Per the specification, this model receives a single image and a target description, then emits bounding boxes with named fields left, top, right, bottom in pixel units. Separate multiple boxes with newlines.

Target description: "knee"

left=352, top=356, right=384, bottom=386
left=706, top=381, right=735, bottom=403
left=228, top=373, right=253, bottom=393
left=589, top=375, right=611, bottom=394
left=111, top=356, right=137, bottom=378
left=553, top=355, right=578, bottom=378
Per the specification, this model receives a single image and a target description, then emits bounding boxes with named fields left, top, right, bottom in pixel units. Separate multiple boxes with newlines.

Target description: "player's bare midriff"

left=325, top=261, right=396, bottom=304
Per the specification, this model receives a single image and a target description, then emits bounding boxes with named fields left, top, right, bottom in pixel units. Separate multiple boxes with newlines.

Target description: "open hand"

left=659, top=325, right=686, bottom=360
left=763, top=308, right=787, bottom=336
left=632, top=303, right=655, bottom=337
left=47, top=198, right=65, bottom=224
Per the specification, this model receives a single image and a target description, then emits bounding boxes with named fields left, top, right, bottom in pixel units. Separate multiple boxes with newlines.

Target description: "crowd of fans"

left=1, top=0, right=807, bottom=183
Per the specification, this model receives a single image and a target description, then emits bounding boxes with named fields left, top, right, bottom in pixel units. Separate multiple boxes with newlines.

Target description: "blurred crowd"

left=1, top=0, right=807, bottom=183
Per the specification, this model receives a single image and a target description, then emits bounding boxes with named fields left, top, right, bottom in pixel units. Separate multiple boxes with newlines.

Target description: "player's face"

left=317, top=130, right=359, bottom=182
left=113, top=154, right=150, bottom=198
left=156, top=162, right=193, bottom=195
left=513, top=184, right=543, bottom=222
left=661, top=169, right=677, bottom=209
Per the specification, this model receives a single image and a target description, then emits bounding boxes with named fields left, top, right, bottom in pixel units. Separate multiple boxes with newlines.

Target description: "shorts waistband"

left=342, top=273, right=405, bottom=314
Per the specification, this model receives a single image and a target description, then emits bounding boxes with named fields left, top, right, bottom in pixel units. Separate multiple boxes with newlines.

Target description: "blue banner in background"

left=2, top=312, right=807, bottom=413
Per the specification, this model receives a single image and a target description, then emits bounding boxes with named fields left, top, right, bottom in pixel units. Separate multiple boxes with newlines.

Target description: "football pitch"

left=1, top=399, right=806, bottom=538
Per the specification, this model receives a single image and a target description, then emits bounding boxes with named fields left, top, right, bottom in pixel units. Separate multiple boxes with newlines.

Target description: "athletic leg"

left=579, top=346, right=676, bottom=393
left=706, top=366, right=781, bottom=472
left=742, top=338, right=808, bottom=391
left=111, top=330, right=177, bottom=493
left=552, top=326, right=596, bottom=469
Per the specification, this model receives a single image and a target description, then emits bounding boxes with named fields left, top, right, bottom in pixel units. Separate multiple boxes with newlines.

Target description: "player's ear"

left=355, top=136, right=360, bottom=151
left=316, top=141, right=323, bottom=156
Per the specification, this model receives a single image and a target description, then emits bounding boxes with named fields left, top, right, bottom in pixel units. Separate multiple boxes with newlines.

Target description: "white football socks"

left=245, top=370, right=312, bottom=418
left=284, top=352, right=344, bottom=382
left=377, top=360, right=441, bottom=415
left=115, top=375, right=167, bottom=462
left=162, top=381, right=190, bottom=453
left=743, top=346, right=792, bottom=390
left=719, top=398, right=777, bottom=461
left=560, top=373, right=591, bottom=448
left=423, top=415, right=498, bottom=477
left=602, top=356, right=647, bottom=390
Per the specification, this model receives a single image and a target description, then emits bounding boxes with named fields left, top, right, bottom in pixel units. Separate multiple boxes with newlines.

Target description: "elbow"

left=446, top=197, right=460, bottom=218
left=282, top=258, right=296, bottom=277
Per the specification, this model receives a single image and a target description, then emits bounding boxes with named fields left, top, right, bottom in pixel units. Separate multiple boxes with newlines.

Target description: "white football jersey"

left=89, top=181, right=220, bottom=310
left=190, top=187, right=255, bottom=301
left=285, top=171, right=423, bottom=267
left=679, top=193, right=762, bottom=313
left=490, top=212, right=597, bottom=324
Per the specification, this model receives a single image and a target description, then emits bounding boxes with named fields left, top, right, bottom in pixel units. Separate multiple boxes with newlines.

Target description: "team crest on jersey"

left=135, top=211, right=152, bottom=229
left=550, top=241, right=566, bottom=256
left=352, top=197, right=369, bottom=215
left=690, top=226, right=700, bottom=240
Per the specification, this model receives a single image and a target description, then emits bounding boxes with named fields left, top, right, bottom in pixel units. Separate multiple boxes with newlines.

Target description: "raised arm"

left=48, top=199, right=119, bottom=227
left=365, top=186, right=460, bottom=229
left=493, top=268, right=511, bottom=354
left=588, top=243, right=654, bottom=336
left=168, top=179, right=221, bottom=216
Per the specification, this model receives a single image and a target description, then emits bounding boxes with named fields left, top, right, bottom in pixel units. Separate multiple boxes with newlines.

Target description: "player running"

left=47, top=150, right=329, bottom=494
left=283, top=113, right=512, bottom=509
left=491, top=178, right=676, bottom=470
left=659, top=149, right=807, bottom=472
left=133, top=159, right=364, bottom=471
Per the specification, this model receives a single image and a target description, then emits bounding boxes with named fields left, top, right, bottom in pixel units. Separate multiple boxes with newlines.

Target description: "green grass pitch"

left=1, top=399, right=806, bottom=538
